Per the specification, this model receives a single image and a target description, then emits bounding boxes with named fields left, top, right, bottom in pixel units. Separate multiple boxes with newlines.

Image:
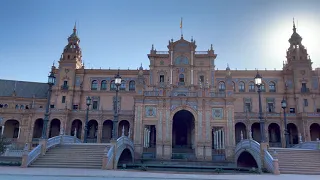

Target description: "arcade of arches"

left=235, top=122, right=320, bottom=147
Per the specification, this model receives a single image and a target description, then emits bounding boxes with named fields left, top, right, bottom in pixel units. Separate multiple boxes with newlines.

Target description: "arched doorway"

left=102, top=120, right=113, bottom=143
left=70, top=119, right=82, bottom=138
left=268, top=123, right=281, bottom=147
left=118, top=120, right=130, bottom=137
left=32, top=119, right=43, bottom=138
left=310, top=123, right=320, bottom=141
left=237, top=151, right=258, bottom=168
left=87, top=120, right=98, bottom=143
left=172, top=110, right=195, bottom=156
left=3, top=120, right=20, bottom=139
left=251, top=123, right=261, bottom=142
left=235, top=122, right=247, bottom=143
left=49, top=119, right=60, bottom=138
left=287, top=123, right=298, bottom=146
left=118, top=148, right=133, bottom=167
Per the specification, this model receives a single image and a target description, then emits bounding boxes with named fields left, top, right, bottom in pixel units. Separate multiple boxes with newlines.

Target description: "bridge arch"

left=106, top=135, right=134, bottom=168
left=235, top=139, right=262, bottom=170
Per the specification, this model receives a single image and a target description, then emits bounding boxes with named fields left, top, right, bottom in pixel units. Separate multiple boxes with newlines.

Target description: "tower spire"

left=73, top=21, right=77, bottom=34
left=293, top=18, right=296, bottom=33
left=180, top=17, right=183, bottom=38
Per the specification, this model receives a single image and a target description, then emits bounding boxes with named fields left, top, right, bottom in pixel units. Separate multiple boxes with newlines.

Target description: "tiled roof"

left=0, top=79, right=48, bottom=99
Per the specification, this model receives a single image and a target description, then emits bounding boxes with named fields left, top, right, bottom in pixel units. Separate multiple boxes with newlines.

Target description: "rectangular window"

left=63, top=81, right=68, bottom=86
left=245, top=103, right=251, bottom=112
left=289, top=108, right=295, bottom=113
left=92, top=101, right=98, bottom=110
left=62, top=96, right=66, bottom=103
left=50, top=104, right=55, bottom=109
left=317, top=108, right=320, bottom=113
left=304, top=99, right=308, bottom=106
left=302, top=83, right=307, bottom=89
left=268, top=103, right=274, bottom=112
left=160, top=75, right=164, bottom=83
left=73, top=105, right=78, bottom=110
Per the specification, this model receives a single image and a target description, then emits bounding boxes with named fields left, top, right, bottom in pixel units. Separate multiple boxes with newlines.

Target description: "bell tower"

left=59, top=23, right=83, bottom=69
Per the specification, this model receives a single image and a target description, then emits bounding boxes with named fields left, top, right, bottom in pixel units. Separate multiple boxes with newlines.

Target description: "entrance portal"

left=172, top=110, right=195, bottom=154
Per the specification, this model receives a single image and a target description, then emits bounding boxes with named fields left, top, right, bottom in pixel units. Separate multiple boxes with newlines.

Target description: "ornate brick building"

left=1, top=22, right=320, bottom=161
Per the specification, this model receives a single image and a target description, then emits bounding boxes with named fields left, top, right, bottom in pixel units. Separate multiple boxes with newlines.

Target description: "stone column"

left=1, top=125, right=4, bottom=136
left=156, top=108, right=163, bottom=158
left=97, top=123, right=103, bottom=143
left=133, top=105, right=143, bottom=159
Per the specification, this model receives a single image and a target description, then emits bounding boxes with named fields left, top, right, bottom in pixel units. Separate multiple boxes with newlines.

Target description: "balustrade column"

left=147, top=128, right=150, bottom=148
left=222, top=129, right=225, bottom=149
left=213, top=130, right=217, bottom=149
left=143, top=128, right=147, bottom=148
left=18, top=126, right=21, bottom=139
left=1, top=125, right=4, bottom=136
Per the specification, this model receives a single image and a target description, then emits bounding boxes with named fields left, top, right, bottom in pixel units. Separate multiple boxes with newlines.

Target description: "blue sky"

left=0, top=0, right=320, bottom=82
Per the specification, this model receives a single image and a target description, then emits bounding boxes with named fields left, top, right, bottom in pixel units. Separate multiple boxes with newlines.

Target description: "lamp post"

left=83, top=96, right=91, bottom=143
left=112, top=70, right=122, bottom=140
left=254, top=72, right=266, bottom=143
left=281, top=98, right=289, bottom=148
left=41, top=71, right=56, bottom=139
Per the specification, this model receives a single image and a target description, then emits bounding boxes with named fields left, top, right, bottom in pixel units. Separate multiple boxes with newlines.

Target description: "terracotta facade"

left=1, top=23, right=320, bottom=161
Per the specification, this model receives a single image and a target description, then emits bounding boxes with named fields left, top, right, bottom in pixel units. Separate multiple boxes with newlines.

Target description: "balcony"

left=301, top=88, right=310, bottom=93
left=144, top=91, right=160, bottom=97
left=61, top=84, right=69, bottom=90
left=209, top=92, right=226, bottom=98
left=171, top=91, right=197, bottom=97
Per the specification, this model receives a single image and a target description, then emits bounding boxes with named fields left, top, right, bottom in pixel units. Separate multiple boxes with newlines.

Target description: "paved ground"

left=0, top=167, right=320, bottom=180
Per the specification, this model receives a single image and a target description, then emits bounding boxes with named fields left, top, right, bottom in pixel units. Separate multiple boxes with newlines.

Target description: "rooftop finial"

left=73, top=21, right=77, bottom=34
left=210, top=44, right=213, bottom=51
left=293, top=18, right=296, bottom=33
left=139, top=63, right=143, bottom=70
left=151, top=44, right=154, bottom=50
left=191, top=36, right=193, bottom=42
left=180, top=17, right=183, bottom=38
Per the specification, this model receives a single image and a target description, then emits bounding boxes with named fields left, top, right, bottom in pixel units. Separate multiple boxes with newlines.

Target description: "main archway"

left=172, top=110, right=195, bottom=155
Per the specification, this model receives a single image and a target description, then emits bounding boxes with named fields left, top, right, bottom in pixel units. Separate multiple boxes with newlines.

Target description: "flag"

left=180, top=17, right=183, bottom=29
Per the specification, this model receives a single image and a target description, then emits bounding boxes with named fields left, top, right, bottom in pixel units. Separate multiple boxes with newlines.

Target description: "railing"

left=106, top=135, right=134, bottom=167
left=301, top=88, right=310, bottom=93
left=171, top=91, right=197, bottom=97
left=195, top=51, right=208, bottom=55
left=209, top=92, right=226, bottom=98
left=2, top=149, right=24, bottom=157
left=144, top=91, right=160, bottom=96
left=291, top=141, right=320, bottom=150
left=155, top=51, right=169, bottom=54
left=264, top=149, right=275, bottom=173
left=24, top=135, right=81, bottom=167
left=26, top=144, right=42, bottom=166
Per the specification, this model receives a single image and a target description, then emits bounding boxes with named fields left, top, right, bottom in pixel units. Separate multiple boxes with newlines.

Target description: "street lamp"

left=254, top=72, right=266, bottom=143
left=112, top=69, right=122, bottom=140
left=281, top=98, right=289, bottom=148
left=83, top=96, right=91, bottom=143
left=41, top=71, right=56, bottom=139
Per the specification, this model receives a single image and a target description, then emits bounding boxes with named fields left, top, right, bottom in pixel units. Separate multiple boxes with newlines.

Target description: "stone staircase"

left=269, top=148, right=320, bottom=175
left=30, top=144, right=108, bottom=169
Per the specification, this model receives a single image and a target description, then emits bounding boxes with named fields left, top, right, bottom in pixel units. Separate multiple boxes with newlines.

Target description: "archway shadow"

left=237, top=151, right=258, bottom=168
left=118, top=148, right=133, bottom=166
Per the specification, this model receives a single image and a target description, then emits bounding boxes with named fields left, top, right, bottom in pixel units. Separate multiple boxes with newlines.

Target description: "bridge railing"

left=21, top=135, right=81, bottom=167
left=264, top=149, right=276, bottom=173
left=291, top=141, right=320, bottom=150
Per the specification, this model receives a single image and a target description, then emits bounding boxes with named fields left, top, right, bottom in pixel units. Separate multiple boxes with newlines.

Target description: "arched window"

left=4, top=104, right=8, bottom=108
left=249, top=82, right=255, bottom=92
left=179, top=74, right=185, bottom=83
left=91, top=80, right=98, bottom=90
left=120, top=80, right=126, bottom=91
left=15, top=104, right=19, bottom=109
left=219, top=81, right=225, bottom=91
left=239, top=82, right=245, bottom=92
left=20, top=105, right=24, bottom=109
left=101, top=80, right=107, bottom=90
left=269, top=82, right=276, bottom=92
left=110, top=80, right=116, bottom=91
left=129, top=81, right=135, bottom=91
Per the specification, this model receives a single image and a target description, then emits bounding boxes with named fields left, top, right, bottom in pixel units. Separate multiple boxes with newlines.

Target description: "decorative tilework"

left=144, top=99, right=159, bottom=104
left=145, top=106, right=157, bottom=117
left=217, top=78, right=279, bottom=84
left=212, top=108, right=223, bottom=119
left=285, top=80, right=293, bottom=89
left=211, top=70, right=215, bottom=86
left=205, top=111, right=210, bottom=142
left=166, top=110, right=169, bottom=141
left=150, top=71, right=153, bottom=85
left=174, top=56, right=189, bottom=65
left=75, top=76, right=81, bottom=87
left=198, top=111, right=203, bottom=140
left=158, top=110, right=163, bottom=141
left=212, top=102, right=224, bottom=106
